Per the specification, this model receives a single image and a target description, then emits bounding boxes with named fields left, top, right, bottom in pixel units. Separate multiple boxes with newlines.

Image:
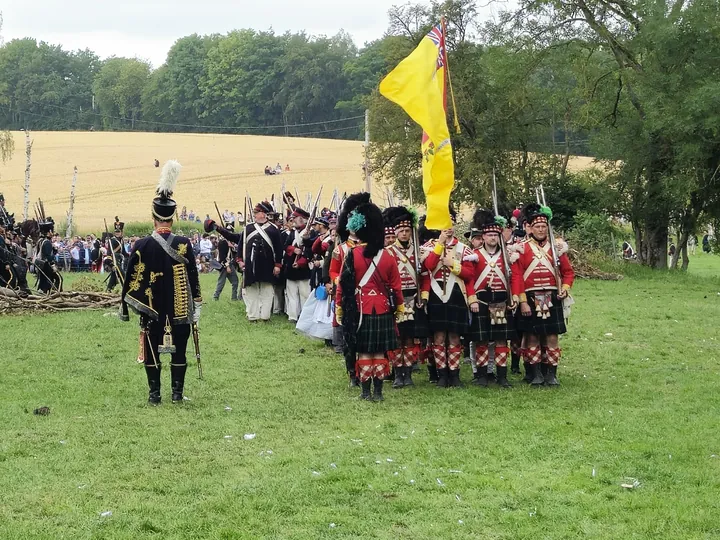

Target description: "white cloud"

left=1, top=0, right=506, bottom=67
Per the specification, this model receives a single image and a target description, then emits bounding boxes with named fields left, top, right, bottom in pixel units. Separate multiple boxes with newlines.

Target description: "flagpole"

left=441, top=17, right=461, bottom=135
left=364, top=108, right=372, bottom=195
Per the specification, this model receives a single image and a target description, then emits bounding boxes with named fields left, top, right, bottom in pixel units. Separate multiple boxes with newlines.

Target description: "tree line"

left=369, top=0, right=720, bottom=270
left=2, top=1, right=719, bottom=269
left=0, top=28, right=395, bottom=138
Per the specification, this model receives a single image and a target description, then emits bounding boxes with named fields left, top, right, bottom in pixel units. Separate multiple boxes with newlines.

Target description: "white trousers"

left=285, top=279, right=311, bottom=322
left=273, top=284, right=285, bottom=314
left=244, top=282, right=275, bottom=321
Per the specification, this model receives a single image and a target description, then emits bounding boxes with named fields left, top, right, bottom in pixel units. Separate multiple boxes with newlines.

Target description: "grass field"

left=0, top=131, right=600, bottom=235
left=1, top=255, right=719, bottom=539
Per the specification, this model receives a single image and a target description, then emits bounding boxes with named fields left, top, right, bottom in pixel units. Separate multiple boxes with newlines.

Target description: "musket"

left=294, top=187, right=301, bottom=210
left=192, top=322, right=203, bottom=379
left=327, top=190, right=337, bottom=215
left=241, top=195, right=250, bottom=288
left=292, top=186, right=323, bottom=267
left=540, top=185, right=563, bottom=290
left=213, top=201, right=224, bottom=225
left=492, top=169, right=512, bottom=305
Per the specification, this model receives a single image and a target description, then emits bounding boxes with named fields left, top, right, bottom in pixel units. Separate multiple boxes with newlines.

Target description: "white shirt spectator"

left=199, top=238, right=213, bottom=257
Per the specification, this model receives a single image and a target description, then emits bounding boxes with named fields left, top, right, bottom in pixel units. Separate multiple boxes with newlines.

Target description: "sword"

left=192, top=322, right=203, bottom=379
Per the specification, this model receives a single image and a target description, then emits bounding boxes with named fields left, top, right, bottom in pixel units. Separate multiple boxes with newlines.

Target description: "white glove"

left=193, top=301, right=202, bottom=324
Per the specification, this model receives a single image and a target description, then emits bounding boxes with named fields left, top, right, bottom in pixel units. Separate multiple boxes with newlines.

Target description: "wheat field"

left=0, top=131, right=599, bottom=234
left=0, top=131, right=367, bottom=233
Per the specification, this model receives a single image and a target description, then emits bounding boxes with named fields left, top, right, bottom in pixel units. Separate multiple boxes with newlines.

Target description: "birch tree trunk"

left=66, top=166, right=78, bottom=238
left=23, top=131, right=33, bottom=221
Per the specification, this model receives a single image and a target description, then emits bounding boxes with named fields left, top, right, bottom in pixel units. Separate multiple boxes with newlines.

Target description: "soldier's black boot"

left=145, top=365, right=162, bottom=405
left=393, top=367, right=405, bottom=389
left=496, top=366, right=513, bottom=388
left=171, top=363, right=187, bottom=403
left=545, top=365, right=559, bottom=386
left=448, top=368, right=463, bottom=388
left=349, top=372, right=360, bottom=388
left=428, top=364, right=439, bottom=384
left=522, top=362, right=533, bottom=384
left=530, top=363, right=545, bottom=386
left=540, top=362, right=549, bottom=379
left=474, top=370, right=488, bottom=387
left=360, top=379, right=372, bottom=400
left=372, top=378, right=384, bottom=402
left=511, top=352, right=521, bottom=374
left=403, top=366, right=414, bottom=387
left=436, top=367, right=449, bottom=388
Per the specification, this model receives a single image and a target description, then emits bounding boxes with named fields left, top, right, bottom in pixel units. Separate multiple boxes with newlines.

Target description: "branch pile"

left=0, top=288, right=120, bottom=315
left=568, top=249, right=623, bottom=281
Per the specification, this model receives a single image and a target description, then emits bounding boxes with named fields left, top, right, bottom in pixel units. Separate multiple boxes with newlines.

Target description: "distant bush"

left=566, top=212, right=626, bottom=257
left=122, top=221, right=198, bottom=238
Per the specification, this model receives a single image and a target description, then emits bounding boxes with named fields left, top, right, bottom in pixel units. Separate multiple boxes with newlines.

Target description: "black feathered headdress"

left=337, top=192, right=371, bottom=242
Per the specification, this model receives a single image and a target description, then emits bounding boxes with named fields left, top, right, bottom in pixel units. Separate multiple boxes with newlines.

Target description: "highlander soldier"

left=509, top=203, right=575, bottom=386
left=467, top=209, right=516, bottom=388
left=384, top=206, right=428, bottom=388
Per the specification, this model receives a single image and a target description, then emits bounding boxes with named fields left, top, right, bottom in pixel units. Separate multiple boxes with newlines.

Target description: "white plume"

left=156, top=160, right=182, bottom=197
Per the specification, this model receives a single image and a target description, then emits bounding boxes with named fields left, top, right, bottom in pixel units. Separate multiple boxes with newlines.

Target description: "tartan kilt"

left=397, top=291, right=430, bottom=340
left=356, top=312, right=399, bottom=354
left=427, top=285, right=470, bottom=335
left=516, top=290, right=567, bottom=336
left=467, top=290, right=517, bottom=343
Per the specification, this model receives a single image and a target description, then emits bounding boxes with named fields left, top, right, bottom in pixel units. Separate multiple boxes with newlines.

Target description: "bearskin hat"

left=522, top=202, right=552, bottom=227
left=472, top=208, right=506, bottom=235
left=348, top=202, right=384, bottom=258
left=337, top=192, right=371, bottom=242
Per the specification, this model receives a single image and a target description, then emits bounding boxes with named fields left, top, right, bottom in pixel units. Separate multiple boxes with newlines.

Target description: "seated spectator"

left=188, top=209, right=196, bottom=222
left=285, top=164, right=290, bottom=172
left=199, top=234, right=213, bottom=259
left=180, top=206, right=188, bottom=221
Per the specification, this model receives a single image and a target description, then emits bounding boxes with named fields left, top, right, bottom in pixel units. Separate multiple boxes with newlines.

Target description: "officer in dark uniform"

left=120, top=160, right=202, bottom=405
left=35, top=218, right=62, bottom=294
left=106, top=221, right=126, bottom=292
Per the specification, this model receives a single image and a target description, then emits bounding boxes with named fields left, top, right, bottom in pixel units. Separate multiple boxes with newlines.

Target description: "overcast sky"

left=1, top=0, right=507, bottom=68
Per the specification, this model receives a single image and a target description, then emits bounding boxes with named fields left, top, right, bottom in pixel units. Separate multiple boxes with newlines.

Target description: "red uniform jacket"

left=312, top=232, right=331, bottom=256
left=386, top=240, right=419, bottom=292
left=335, top=246, right=403, bottom=316
left=419, top=238, right=476, bottom=304
left=329, top=239, right=356, bottom=285
left=470, top=246, right=511, bottom=294
left=509, top=237, right=574, bottom=301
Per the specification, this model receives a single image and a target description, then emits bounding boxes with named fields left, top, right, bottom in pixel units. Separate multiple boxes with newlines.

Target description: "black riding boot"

left=360, top=379, right=372, bottom=400
left=545, top=365, right=559, bottom=386
left=393, top=367, right=404, bottom=389
left=436, top=367, right=449, bottom=388
left=448, top=368, right=463, bottom=388
left=428, top=364, right=439, bottom=384
left=530, top=363, right=545, bottom=386
left=511, top=351, right=521, bottom=374
left=349, top=372, right=360, bottom=388
left=403, top=366, right=414, bottom=386
left=372, top=377, right=384, bottom=402
left=474, top=369, right=488, bottom=387
left=145, top=365, right=162, bottom=405
left=171, top=363, right=187, bottom=403
left=496, top=366, right=513, bottom=388
left=522, top=362, right=533, bottom=383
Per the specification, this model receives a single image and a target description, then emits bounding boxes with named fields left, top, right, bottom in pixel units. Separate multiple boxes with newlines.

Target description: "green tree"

left=93, top=57, right=150, bottom=129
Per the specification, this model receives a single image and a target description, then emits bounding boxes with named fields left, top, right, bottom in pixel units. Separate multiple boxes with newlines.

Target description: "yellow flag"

left=379, top=23, right=454, bottom=230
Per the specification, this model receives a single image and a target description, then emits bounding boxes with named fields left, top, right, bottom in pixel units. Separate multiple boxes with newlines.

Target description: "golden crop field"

left=0, top=131, right=367, bottom=233
left=0, top=131, right=600, bottom=234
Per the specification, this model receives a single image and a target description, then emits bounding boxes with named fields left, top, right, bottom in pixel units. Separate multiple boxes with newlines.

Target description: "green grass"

left=2, top=259, right=720, bottom=539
